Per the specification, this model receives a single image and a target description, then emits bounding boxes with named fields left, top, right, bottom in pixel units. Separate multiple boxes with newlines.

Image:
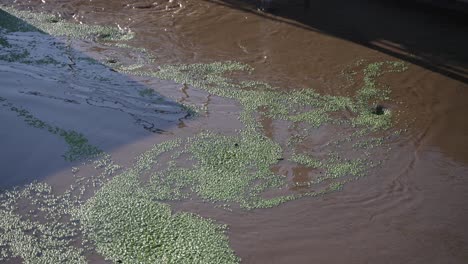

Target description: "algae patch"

left=148, top=132, right=286, bottom=208
left=0, top=148, right=240, bottom=263
left=124, top=61, right=403, bottom=133
left=0, top=183, right=86, bottom=263
left=78, top=141, right=239, bottom=263
left=1, top=7, right=133, bottom=40
left=116, top=59, right=408, bottom=207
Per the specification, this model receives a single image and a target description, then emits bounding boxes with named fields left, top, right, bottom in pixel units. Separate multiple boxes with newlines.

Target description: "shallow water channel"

left=0, top=0, right=467, bottom=263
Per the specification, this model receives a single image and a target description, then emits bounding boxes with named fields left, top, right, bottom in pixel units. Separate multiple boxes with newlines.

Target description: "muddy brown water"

left=1, top=0, right=468, bottom=263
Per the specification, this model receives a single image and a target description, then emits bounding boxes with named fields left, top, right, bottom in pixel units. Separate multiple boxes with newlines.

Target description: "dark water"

left=1, top=0, right=468, bottom=263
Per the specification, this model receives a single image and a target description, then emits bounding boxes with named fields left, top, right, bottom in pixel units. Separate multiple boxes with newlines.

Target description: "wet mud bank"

left=1, top=1, right=468, bottom=263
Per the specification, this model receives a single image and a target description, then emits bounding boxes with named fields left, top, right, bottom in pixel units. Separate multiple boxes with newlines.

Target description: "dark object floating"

left=234, top=143, right=239, bottom=147
left=372, top=105, right=386, bottom=115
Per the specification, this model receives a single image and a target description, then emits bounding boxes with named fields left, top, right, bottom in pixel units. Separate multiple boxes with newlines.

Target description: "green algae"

left=0, top=182, right=86, bottom=263
left=353, top=137, right=384, bottom=149
left=139, top=88, right=155, bottom=97
left=290, top=153, right=322, bottom=168
left=78, top=169, right=238, bottom=264
left=0, top=5, right=411, bottom=262
left=0, top=153, right=128, bottom=263
left=78, top=140, right=239, bottom=263
left=0, top=148, right=240, bottom=263
left=0, top=7, right=240, bottom=264
left=115, top=60, right=408, bottom=208
left=124, top=61, right=404, bottom=133
left=290, top=153, right=366, bottom=186
left=321, top=157, right=367, bottom=183
left=1, top=98, right=102, bottom=161
left=0, top=57, right=407, bottom=262
left=1, top=6, right=133, bottom=41
left=148, top=132, right=287, bottom=208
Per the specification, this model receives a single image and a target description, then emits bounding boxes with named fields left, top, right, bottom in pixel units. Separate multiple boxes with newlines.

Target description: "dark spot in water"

left=277, top=158, right=284, bottom=161
left=372, top=105, right=386, bottom=115
left=107, top=59, right=117, bottom=64
left=116, top=260, right=122, bottom=263
left=49, top=18, right=59, bottom=23
left=234, top=143, right=239, bottom=147
left=133, top=4, right=154, bottom=9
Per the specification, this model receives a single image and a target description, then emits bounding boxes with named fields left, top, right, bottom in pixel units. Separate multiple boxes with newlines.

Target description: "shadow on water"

left=0, top=8, right=191, bottom=188
left=207, top=0, right=468, bottom=84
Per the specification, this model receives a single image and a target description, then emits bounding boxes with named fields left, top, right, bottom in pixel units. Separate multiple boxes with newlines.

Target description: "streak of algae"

left=0, top=7, right=133, bottom=40
left=0, top=98, right=102, bottom=162
left=0, top=5, right=409, bottom=263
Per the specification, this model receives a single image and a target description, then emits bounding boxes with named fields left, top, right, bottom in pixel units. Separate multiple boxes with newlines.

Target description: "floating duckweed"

left=287, top=134, right=306, bottom=147
left=93, top=154, right=122, bottom=176
left=0, top=6, right=410, bottom=261
left=150, top=132, right=285, bottom=206
left=1, top=146, right=240, bottom=263
left=126, top=61, right=401, bottom=133
left=326, top=181, right=345, bottom=192
left=118, top=63, right=145, bottom=72
left=323, top=158, right=367, bottom=182
left=291, top=153, right=322, bottom=168
left=1, top=6, right=133, bottom=40
left=288, top=109, right=330, bottom=127
left=117, top=59, right=408, bottom=208
left=0, top=58, right=407, bottom=262
left=1, top=7, right=239, bottom=263
left=353, top=137, right=384, bottom=149
left=0, top=183, right=86, bottom=263
left=78, top=140, right=239, bottom=263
